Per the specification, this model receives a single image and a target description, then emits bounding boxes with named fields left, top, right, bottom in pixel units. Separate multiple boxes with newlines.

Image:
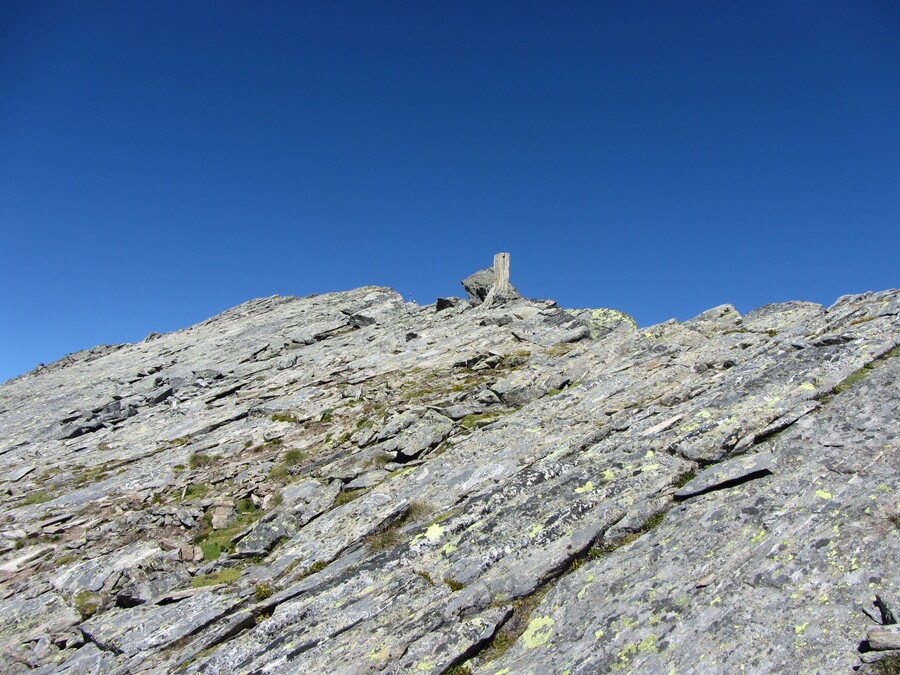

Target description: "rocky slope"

left=0, top=278, right=898, bottom=674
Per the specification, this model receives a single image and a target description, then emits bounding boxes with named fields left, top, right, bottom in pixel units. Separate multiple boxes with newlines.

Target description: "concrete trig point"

left=492, top=252, right=512, bottom=297
left=460, top=252, right=521, bottom=307
left=481, top=252, right=511, bottom=307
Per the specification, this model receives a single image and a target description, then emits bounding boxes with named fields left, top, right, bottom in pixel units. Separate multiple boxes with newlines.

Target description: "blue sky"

left=2, top=1, right=898, bottom=382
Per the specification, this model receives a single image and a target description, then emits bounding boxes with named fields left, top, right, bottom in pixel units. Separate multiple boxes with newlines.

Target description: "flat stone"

left=7, top=465, right=35, bottom=482
left=675, top=452, right=777, bottom=499
left=868, top=627, right=900, bottom=651
left=80, top=589, right=237, bottom=657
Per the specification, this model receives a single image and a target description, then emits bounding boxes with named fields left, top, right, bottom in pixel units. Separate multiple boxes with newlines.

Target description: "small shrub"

left=367, top=454, right=390, bottom=470
left=367, top=528, right=400, bottom=552
left=444, top=577, right=464, bottom=592
left=255, top=583, right=274, bottom=601
left=235, top=498, right=260, bottom=515
left=189, top=453, right=216, bottom=470
left=415, top=570, right=434, bottom=585
left=334, top=489, right=363, bottom=506
left=446, top=666, right=472, bottom=675
left=270, top=412, right=299, bottom=423
left=269, top=465, right=290, bottom=480
left=872, top=655, right=900, bottom=675
left=290, top=559, right=329, bottom=579
left=282, top=450, right=305, bottom=466
left=405, top=500, right=433, bottom=522
left=673, top=469, right=697, bottom=489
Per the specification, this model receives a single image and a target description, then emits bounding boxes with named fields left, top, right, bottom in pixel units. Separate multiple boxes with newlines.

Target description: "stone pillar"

left=493, top=252, right=511, bottom=297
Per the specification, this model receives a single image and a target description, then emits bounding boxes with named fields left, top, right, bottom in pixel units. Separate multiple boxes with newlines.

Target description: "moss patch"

left=191, top=568, right=240, bottom=588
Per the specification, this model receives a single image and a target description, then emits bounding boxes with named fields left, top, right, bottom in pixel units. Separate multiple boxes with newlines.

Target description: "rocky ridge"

left=0, top=271, right=898, bottom=673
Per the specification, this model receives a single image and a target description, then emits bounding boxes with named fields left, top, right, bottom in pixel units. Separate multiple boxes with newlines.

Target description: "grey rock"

left=490, top=368, right=568, bottom=407
left=674, top=451, right=777, bottom=499
left=868, top=627, right=900, bottom=651
left=0, top=280, right=897, bottom=674
left=80, top=589, right=237, bottom=657
left=566, top=307, right=638, bottom=338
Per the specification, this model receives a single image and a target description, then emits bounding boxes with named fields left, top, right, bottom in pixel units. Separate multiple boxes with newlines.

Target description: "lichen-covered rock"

left=0, top=284, right=897, bottom=673
left=566, top=307, right=637, bottom=338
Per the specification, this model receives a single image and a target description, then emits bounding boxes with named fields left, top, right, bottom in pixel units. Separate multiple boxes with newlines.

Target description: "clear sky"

left=1, top=1, right=898, bottom=383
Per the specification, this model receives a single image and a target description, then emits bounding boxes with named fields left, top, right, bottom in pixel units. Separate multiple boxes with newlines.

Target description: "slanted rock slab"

left=675, top=452, right=777, bottom=499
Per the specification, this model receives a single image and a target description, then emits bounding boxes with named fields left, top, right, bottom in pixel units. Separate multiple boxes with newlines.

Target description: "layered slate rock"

left=0, top=284, right=897, bottom=673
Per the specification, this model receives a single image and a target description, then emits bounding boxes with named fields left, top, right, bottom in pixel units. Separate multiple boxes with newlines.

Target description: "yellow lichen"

left=424, top=524, right=444, bottom=542
left=522, top=616, right=555, bottom=648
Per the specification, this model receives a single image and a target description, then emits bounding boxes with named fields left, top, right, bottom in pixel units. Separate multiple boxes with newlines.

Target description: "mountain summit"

left=1, top=264, right=898, bottom=673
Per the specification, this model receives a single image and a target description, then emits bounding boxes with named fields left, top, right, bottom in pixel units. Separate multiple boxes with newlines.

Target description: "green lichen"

left=521, top=616, right=555, bottom=648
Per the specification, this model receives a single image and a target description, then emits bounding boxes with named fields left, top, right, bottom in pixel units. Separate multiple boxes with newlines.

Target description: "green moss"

left=22, top=490, right=53, bottom=505
left=673, top=469, right=696, bottom=488
left=194, top=508, right=264, bottom=560
left=459, top=412, right=505, bottom=430
left=183, top=482, right=210, bottom=501
left=270, top=412, right=300, bottom=423
left=191, top=568, right=240, bottom=588
left=73, top=590, right=102, bottom=618
left=73, top=462, right=112, bottom=486
left=170, top=437, right=191, bottom=446
left=268, top=465, right=291, bottom=480
left=545, top=388, right=564, bottom=397
left=254, top=583, right=274, bottom=600
left=833, top=346, right=900, bottom=394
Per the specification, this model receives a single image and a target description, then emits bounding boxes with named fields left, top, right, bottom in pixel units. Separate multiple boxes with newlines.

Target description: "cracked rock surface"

left=0, top=285, right=898, bottom=673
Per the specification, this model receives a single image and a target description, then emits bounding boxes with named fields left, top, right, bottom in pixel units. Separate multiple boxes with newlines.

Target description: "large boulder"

left=565, top=308, right=637, bottom=338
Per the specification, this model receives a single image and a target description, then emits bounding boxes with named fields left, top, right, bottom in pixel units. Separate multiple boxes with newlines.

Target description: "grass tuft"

left=189, top=453, right=216, bottom=469
left=191, top=568, right=240, bottom=588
